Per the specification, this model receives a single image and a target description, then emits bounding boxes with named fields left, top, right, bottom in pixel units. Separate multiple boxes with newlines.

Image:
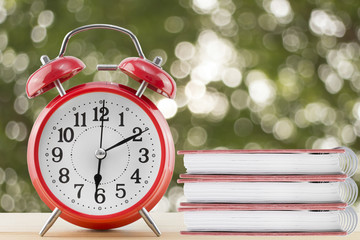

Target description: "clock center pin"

left=95, top=148, right=107, bottom=160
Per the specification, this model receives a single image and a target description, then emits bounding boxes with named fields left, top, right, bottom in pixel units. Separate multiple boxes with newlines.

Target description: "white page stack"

left=178, top=147, right=359, bottom=236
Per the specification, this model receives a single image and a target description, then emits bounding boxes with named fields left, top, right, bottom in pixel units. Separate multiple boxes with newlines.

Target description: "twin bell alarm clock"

left=26, top=24, right=176, bottom=236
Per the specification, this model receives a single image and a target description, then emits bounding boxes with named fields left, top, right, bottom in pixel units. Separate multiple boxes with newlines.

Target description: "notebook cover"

left=178, top=149, right=345, bottom=155
left=180, top=231, right=347, bottom=236
left=178, top=203, right=348, bottom=211
left=178, top=174, right=348, bottom=183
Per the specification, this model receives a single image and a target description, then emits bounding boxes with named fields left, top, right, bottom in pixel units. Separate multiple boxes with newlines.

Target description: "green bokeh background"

left=0, top=0, right=359, bottom=212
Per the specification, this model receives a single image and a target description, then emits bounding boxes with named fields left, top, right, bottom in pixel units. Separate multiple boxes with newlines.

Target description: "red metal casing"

left=26, top=56, right=85, bottom=98
left=27, top=82, right=175, bottom=229
left=119, top=57, right=176, bottom=99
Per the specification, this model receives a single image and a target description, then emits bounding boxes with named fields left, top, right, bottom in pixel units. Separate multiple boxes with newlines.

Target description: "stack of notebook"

left=178, top=147, right=359, bottom=236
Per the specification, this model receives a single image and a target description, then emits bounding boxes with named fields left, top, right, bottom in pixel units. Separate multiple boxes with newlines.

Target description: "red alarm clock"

left=26, top=24, right=175, bottom=237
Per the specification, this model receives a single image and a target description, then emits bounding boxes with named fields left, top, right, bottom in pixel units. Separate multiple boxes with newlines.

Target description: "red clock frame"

left=27, top=81, right=175, bottom=229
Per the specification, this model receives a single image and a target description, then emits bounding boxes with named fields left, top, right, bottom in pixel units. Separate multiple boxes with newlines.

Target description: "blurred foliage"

left=0, top=0, right=360, bottom=212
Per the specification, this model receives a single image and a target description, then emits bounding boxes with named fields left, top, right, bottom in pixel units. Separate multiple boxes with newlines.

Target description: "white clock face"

left=38, top=91, right=162, bottom=215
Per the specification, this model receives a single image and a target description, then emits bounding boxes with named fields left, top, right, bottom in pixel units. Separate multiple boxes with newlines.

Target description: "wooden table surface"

left=0, top=212, right=359, bottom=239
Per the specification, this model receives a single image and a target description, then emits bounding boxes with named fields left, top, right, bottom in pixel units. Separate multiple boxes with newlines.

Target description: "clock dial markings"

left=38, top=92, right=161, bottom=215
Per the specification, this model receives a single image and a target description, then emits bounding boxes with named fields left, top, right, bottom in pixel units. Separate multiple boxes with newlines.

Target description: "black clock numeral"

left=74, top=184, right=84, bottom=199
left=119, top=112, right=124, bottom=127
left=59, top=168, right=70, bottom=183
left=115, top=184, right=126, bottom=198
left=130, top=169, right=141, bottom=184
left=139, top=148, right=149, bottom=163
left=95, top=188, right=106, bottom=204
left=93, top=106, right=109, bottom=121
left=51, top=147, right=63, bottom=162
left=74, top=112, right=87, bottom=127
left=132, top=127, right=143, bottom=142
left=58, top=127, right=74, bottom=143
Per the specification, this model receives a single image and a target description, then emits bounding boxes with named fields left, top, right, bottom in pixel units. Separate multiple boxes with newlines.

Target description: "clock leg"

left=39, top=207, right=62, bottom=237
left=139, top=207, right=161, bottom=237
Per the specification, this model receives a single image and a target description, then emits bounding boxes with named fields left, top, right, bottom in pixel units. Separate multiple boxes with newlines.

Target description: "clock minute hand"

left=105, top=128, right=149, bottom=152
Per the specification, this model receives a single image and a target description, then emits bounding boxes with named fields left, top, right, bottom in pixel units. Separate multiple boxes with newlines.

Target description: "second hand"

left=99, top=99, right=105, bottom=149
left=94, top=99, right=106, bottom=191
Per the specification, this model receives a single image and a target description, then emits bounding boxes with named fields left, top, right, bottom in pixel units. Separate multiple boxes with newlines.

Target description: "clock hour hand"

left=94, top=148, right=106, bottom=190
left=104, top=128, right=149, bottom=152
